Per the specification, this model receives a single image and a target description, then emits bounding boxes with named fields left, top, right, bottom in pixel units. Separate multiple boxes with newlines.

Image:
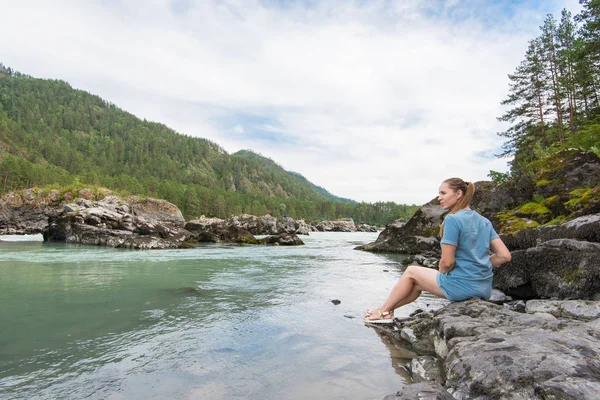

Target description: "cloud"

left=0, top=0, right=580, bottom=204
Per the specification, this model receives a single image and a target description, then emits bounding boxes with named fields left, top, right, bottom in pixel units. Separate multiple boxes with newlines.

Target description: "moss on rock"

left=517, top=202, right=552, bottom=216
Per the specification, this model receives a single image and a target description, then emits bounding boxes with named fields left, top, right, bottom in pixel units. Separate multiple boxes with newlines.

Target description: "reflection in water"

left=366, top=325, right=417, bottom=382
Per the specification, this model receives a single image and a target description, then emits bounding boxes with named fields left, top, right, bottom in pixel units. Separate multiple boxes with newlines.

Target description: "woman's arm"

left=439, top=244, right=456, bottom=273
left=490, top=238, right=511, bottom=267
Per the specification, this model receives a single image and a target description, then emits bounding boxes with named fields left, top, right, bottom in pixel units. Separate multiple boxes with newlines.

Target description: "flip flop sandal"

left=364, top=309, right=395, bottom=324
left=365, top=308, right=394, bottom=317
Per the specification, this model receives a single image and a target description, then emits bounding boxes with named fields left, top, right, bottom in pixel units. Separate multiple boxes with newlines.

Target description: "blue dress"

left=436, top=210, right=499, bottom=301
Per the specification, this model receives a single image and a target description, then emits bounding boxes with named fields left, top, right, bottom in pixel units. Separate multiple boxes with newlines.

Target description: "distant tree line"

left=0, top=66, right=419, bottom=225
left=497, top=0, right=600, bottom=175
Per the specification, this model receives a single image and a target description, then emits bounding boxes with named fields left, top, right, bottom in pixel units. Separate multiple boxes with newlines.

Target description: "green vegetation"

left=0, top=65, right=418, bottom=224
left=495, top=0, right=600, bottom=233
left=496, top=212, right=541, bottom=234
left=565, top=185, right=597, bottom=210
left=498, top=2, right=600, bottom=172
left=518, top=201, right=551, bottom=216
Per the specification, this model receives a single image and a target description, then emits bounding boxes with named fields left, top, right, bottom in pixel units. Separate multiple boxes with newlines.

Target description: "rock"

left=356, top=200, right=446, bottom=254
left=494, top=237, right=600, bottom=299
left=504, top=300, right=526, bottom=313
left=230, top=214, right=278, bottom=235
left=471, top=181, right=519, bottom=215
left=196, top=231, right=219, bottom=243
left=215, top=226, right=259, bottom=244
left=407, top=255, right=439, bottom=269
left=185, top=216, right=225, bottom=232
left=500, top=214, right=600, bottom=251
left=356, top=223, right=378, bottom=232
left=526, top=299, right=600, bottom=321
left=533, top=149, right=600, bottom=199
left=43, top=195, right=192, bottom=249
left=0, top=189, right=63, bottom=234
left=487, top=288, right=512, bottom=304
left=387, top=299, right=600, bottom=400
left=331, top=299, right=341, bottom=305
left=126, top=196, right=185, bottom=228
left=190, top=214, right=314, bottom=237
left=276, top=217, right=297, bottom=234
left=78, top=188, right=95, bottom=200
left=382, top=382, right=454, bottom=400
left=186, top=216, right=308, bottom=245
left=260, top=233, right=304, bottom=246
left=316, top=218, right=357, bottom=232
left=408, top=355, right=443, bottom=384
left=294, top=219, right=312, bottom=235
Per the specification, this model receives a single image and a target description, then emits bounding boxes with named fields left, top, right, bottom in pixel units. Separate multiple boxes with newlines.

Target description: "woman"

left=364, top=177, right=511, bottom=324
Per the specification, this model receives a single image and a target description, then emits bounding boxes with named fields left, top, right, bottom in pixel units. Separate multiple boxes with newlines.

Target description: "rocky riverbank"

left=378, top=298, right=600, bottom=399
left=356, top=150, right=600, bottom=399
left=0, top=189, right=377, bottom=248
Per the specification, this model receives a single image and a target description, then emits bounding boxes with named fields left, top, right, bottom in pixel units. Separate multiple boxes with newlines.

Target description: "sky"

left=0, top=0, right=583, bottom=205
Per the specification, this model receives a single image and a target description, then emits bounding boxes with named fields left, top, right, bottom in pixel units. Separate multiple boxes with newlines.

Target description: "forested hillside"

left=0, top=66, right=418, bottom=224
left=497, top=1, right=600, bottom=176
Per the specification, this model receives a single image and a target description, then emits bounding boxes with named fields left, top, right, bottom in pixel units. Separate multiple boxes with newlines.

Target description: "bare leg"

left=365, top=266, right=445, bottom=321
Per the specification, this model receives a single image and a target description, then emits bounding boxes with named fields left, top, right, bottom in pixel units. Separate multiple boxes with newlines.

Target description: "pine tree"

left=541, top=14, right=566, bottom=143
left=498, top=38, right=548, bottom=166
left=576, top=0, right=600, bottom=116
left=557, top=9, right=579, bottom=135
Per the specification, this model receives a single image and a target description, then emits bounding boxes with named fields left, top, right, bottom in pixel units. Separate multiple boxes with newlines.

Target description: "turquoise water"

left=0, top=232, right=447, bottom=399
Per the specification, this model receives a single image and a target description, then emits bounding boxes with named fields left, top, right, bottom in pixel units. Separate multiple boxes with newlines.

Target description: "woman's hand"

left=490, top=238, right=511, bottom=267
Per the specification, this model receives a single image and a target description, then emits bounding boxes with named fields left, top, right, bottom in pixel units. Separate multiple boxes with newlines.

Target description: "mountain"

left=0, top=64, right=417, bottom=223
left=233, top=151, right=354, bottom=204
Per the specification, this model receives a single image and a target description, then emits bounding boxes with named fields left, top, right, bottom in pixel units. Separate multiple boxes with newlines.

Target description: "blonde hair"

left=439, top=178, right=475, bottom=237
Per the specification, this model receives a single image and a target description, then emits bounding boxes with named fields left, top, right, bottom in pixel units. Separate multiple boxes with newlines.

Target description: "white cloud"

left=0, top=0, right=580, bottom=204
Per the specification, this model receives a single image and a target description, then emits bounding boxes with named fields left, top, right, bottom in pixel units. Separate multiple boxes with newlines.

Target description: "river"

left=0, top=232, right=448, bottom=399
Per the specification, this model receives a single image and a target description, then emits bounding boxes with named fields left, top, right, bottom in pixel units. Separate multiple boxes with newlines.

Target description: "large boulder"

left=232, top=214, right=279, bottom=235
left=529, top=149, right=600, bottom=199
left=185, top=216, right=259, bottom=244
left=1, top=188, right=67, bottom=234
left=493, top=238, right=600, bottom=299
left=500, top=213, right=600, bottom=251
left=276, top=217, right=297, bottom=234
left=127, top=196, right=185, bottom=227
left=356, top=200, right=445, bottom=255
left=43, top=196, right=191, bottom=249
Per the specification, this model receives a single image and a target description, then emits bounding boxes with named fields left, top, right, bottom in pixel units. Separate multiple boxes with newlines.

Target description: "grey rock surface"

left=500, top=214, right=600, bottom=251
left=315, top=218, right=357, bottom=232
left=356, top=199, right=445, bottom=254
left=43, top=196, right=191, bottom=249
left=387, top=299, right=600, bottom=400
left=382, top=382, right=454, bottom=400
